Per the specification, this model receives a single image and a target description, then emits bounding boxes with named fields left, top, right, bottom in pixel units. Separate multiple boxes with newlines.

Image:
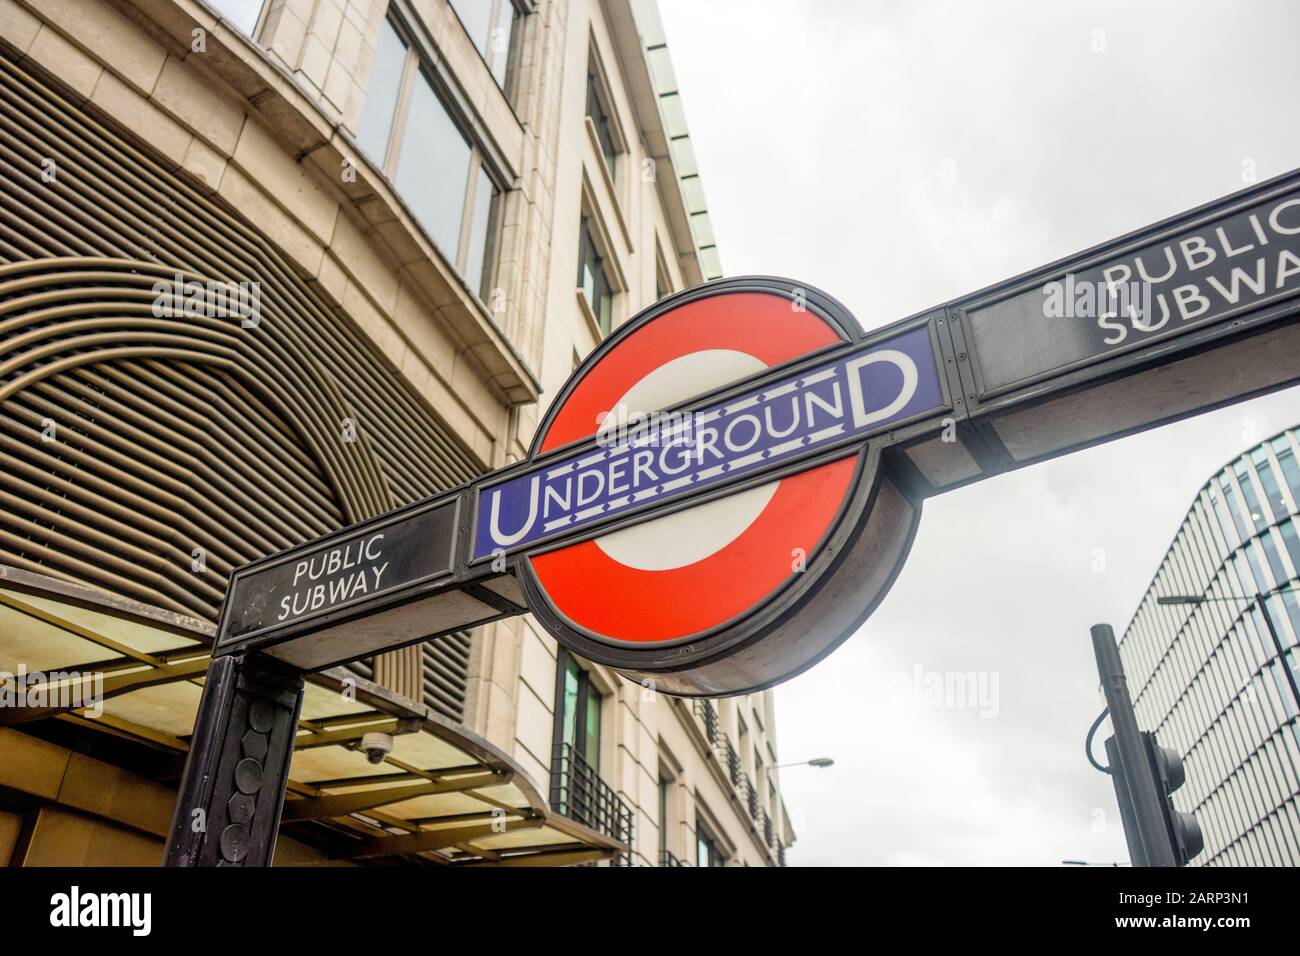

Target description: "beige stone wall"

left=246, top=0, right=570, bottom=405
left=0, top=0, right=540, bottom=470
left=504, top=614, right=787, bottom=867
left=0, top=0, right=792, bottom=865
left=463, top=0, right=791, bottom=866
left=0, top=728, right=340, bottom=865
left=261, top=0, right=385, bottom=132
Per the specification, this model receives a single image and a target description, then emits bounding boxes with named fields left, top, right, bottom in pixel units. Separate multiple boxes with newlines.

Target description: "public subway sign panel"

left=965, top=180, right=1300, bottom=395
left=215, top=499, right=458, bottom=653
left=211, top=170, right=1300, bottom=697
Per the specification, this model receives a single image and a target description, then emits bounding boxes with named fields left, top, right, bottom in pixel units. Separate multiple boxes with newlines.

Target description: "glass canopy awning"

left=0, top=565, right=623, bottom=866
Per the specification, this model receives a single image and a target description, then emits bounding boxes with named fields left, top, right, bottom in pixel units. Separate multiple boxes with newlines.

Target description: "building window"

left=586, top=68, right=619, bottom=180
left=449, top=0, right=523, bottom=93
left=738, top=714, right=750, bottom=772
left=1280, top=519, right=1300, bottom=571
left=696, top=820, right=725, bottom=867
left=578, top=216, right=612, bottom=333
left=1252, top=448, right=1287, bottom=520
left=658, top=774, right=671, bottom=859
left=1208, top=484, right=1239, bottom=551
left=463, top=165, right=501, bottom=297
left=1220, top=475, right=1253, bottom=544
left=1245, top=539, right=1271, bottom=591
left=356, top=18, right=408, bottom=166
left=557, top=650, right=601, bottom=773
left=1235, top=461, right=1269, bottom=531
left=549, top=650, right=633, bottom=857
left=1272, top=660, right=1298, bottom=719
left=355, top=16, right=503, bottom=302
left=1260, top=529, right=1288, bottom=584
left=1274, top=589, right=1300, bottom=645
left=1271, top=436, right=1300, bottom=505
left=397, top=76, right=475, bottom=259
left=655, top=250, right=672, bottom=302
left=210, top=0, right=265, bottom=37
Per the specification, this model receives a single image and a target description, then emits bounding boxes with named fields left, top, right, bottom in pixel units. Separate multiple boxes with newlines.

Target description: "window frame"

left=737, top=713, right=750, bottom=775
left=577, top=213, right=614, bottom=335
left=653, top=240, right=674, bottom=302
left=552, top=646, right=603, bottom=773
left=211, top=0, right=269, bottom=40
left=584, top=42, right=628, bottom=185
left=695, top=816, right=727, bottom=868
left=446, top=0, right=527, bottom=100
left=356, top=12, right=507, bottom=302
left=658, top=773, right=671, bottom=858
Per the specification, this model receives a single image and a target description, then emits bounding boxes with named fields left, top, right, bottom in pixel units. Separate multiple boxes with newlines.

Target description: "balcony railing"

left=742, top=774, right=758, bottom=819
left=552, top=742, right=634, bottom=865
left=725, top=740, right=741, bottom=786
left=698, top=698, right=721, bottom=745
left=659, top=849, right=688, bottom=867
left=689, top=698, right=786, bottom=865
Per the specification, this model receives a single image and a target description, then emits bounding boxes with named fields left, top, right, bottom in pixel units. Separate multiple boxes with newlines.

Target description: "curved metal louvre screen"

left=0, top=53, right=480, bottom=720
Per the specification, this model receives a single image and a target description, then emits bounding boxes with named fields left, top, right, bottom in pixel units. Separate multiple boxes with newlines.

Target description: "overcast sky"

left=656, top=0, right=1300, bottom=865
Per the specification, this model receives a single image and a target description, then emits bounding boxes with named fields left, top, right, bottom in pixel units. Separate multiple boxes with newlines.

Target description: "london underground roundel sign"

left=472, top=277, right=949, bottom=696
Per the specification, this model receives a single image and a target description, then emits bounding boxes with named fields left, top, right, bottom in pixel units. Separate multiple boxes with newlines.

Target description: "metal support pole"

left=1102, top=736, right=1146, bottom=867
left=1090, top=623, right=1176, bottom=867
left=164, top=653, right=305, bottom=867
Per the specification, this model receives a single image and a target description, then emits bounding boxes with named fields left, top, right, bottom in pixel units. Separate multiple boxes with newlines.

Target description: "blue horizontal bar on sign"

left=472, top=325, right=944, bottom=560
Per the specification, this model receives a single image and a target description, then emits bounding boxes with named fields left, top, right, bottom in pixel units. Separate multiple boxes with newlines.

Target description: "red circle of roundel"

left=531, top=456, right=856, bottom=641
left=530, top=289, right=853, bottom=645
left=538, top=292, right=841, bottom=452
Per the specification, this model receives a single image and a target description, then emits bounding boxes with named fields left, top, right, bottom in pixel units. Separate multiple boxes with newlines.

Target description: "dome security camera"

left=360, top=731, right=394, bottom=765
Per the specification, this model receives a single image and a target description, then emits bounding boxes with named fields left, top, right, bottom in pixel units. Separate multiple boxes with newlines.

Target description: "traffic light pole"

left=1100, top=736, right=1145, bottom=867
left=1090, top=624, right=1178, bottom=867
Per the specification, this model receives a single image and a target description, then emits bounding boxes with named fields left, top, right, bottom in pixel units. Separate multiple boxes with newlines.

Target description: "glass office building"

left=1118, top=426, right=1300, bottom=866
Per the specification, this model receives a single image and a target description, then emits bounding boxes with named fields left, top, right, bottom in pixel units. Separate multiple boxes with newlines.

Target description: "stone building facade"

left=0, top=0, right=790, bottom=866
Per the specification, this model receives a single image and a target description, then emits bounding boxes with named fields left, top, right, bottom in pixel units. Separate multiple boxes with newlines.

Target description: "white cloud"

left=659, top=0, right=1300, bottom=865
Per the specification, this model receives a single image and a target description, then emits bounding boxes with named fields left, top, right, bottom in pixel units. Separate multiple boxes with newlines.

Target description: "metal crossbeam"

left=340, top=815, right=544, bottom=860
left=279, top=770, right=510, bottom=821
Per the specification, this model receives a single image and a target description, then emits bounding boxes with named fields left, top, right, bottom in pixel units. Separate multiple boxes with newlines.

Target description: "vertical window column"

left=586, top=69, right=619, bottom=180
left=578, top=216, right=613, bottom=333
left=210, top=0, right=266, bottom=37
left=449, top=0, right=522, bottom=92
left=355, top=15, right=504, bottom=302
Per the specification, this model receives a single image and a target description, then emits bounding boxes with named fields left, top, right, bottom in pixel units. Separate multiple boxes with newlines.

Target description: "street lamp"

left=1061, top=859, right=1128, bottom=867
left=1156, top=582, right=1299, bottom=710
left=766, top=757, right=834, bottom=775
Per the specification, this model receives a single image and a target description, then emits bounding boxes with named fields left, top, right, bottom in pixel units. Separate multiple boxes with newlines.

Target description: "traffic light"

left=1142, top=732, right=1204, bottom=866
left=1091, top=623, right=1204, bottom=867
